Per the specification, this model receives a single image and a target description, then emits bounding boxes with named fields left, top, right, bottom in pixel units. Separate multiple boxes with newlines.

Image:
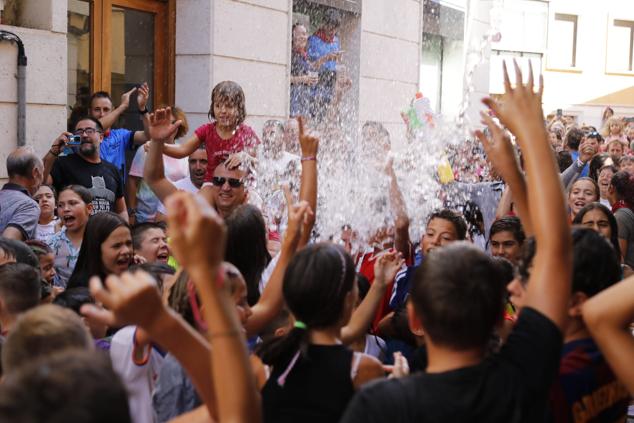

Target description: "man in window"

left=43, top=117, right=128, bottom=221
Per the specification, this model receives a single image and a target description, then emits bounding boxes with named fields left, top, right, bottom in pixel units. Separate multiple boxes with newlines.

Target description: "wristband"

left=576, top=158, right=584, bottom=167
left=139, top=108, right=149, bottom=115
left=301, top=156, right=316, bottom=162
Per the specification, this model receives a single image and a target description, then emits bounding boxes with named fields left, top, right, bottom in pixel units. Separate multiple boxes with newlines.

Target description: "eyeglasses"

left=211, top=176, right=243, bottom=188
left=73, top=128, right=101, bottom=136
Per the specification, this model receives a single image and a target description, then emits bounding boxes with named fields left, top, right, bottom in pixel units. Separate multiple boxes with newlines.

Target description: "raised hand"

left=120, top=86, right=137, bottom=109
left=578, top=138, right=597, bottom=164
left=373, top=249, right=405, bottom=287
left=50, top=132, right=73, bottom=155
left=165, top=191, right=226, bottom=272
left=282, top=185, right=313, bottom=252
left=297, top=116, right=319, bottom=158
left=81, top=271, right=164, bottom=331
left=149, top=107, right=182, bottom=143
left=482, top=60, right=545, bottom=147
left=137, top=82, right=150, bottom=111
left=474, top=114, right=520, bottom=179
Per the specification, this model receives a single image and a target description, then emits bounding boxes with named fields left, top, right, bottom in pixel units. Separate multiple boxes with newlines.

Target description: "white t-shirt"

left=156, top=177, right=200, bottom=215
left=110, top=326, right=165, bottom=423
left=36, top=218, right=58, bottom=244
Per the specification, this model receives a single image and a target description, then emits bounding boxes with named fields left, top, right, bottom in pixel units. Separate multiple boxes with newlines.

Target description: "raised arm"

left=167, top=192, right=261, bottom=423
left=582, top=276, right=634, bottom=395
left=99, top=87, right=136, bottom=131
left=341, top=250, right=404, bottom=344
left=144, top=108, right=183, bottom=202
left=560, top=139, right=596, bottom=190
left=43, top=132, right=71, bottom=185
left=483, top=61, right=572, bottom=329
left=297, top=116, right=318, bottom=248
left=387, top=159, right=411, bottom=256
left=475, top=118, right=533, bottom=235
left=81, top=274, right=218, bottom=419
left=162, top=136, right=201, bottom=159
left=133, top=82, right=151, bottom=144
left=245, top=194, right=312, bottom=337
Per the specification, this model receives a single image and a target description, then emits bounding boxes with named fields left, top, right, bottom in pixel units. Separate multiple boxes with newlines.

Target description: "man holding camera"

left=43, top=117, right=128, bottom=221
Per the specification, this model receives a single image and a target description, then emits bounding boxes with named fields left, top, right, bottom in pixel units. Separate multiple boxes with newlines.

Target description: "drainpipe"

left=0, top=30, right=27, bottom=146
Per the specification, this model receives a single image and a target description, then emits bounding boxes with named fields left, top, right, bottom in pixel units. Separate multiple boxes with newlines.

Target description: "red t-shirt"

left=194, top=122, right=260, bottom=181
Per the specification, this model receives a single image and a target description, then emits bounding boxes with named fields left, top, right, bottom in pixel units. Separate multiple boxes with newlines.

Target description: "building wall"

left=0, top=0, right=67, bottom=178
left=359, top=0, right=422, bottom=148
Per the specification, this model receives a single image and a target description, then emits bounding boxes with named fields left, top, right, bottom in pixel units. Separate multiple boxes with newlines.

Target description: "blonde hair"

left=601, top=116, right=624, bottom=138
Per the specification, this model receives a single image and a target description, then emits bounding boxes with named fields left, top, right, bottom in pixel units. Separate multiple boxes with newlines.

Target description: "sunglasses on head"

left=211, top=176, right=243, bottom=188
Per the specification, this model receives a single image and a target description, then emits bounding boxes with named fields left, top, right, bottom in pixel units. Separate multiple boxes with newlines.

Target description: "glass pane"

left=110, top=6, right=154, bottom=131
left=67, top=0, right=91, bottom=131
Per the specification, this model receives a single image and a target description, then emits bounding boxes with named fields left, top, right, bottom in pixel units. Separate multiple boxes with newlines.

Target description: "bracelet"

left=301, top=156, right=316, bottom=162
left=208, top=329, right=241, bottom=339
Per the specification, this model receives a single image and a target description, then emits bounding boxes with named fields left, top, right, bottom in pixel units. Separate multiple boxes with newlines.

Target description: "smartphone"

left=556, top=109, right=563, bottom=118
left=67, top=135, right=81, bottom=146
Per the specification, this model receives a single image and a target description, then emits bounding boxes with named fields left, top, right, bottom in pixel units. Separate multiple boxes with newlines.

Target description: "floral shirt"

left=47, top=227, right=81, bottom=288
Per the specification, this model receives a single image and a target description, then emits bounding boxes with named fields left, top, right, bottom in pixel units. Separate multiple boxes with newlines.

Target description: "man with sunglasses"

left=43, top=117, right=128, bottom=220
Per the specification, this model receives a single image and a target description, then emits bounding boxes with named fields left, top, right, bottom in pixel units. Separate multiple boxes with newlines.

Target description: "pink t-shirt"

left=195, top=122, right=260, bottom=181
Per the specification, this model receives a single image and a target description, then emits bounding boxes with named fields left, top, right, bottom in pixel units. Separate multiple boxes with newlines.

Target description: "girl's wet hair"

left=256, top=243, right=356, bottom=367
left=426, top=209, right=468, bottom=241
left=208, top=81, right=246, bottom=126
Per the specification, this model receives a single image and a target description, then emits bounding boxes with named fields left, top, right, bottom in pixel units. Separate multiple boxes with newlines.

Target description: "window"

left=66, top=0, right=174, bottom=130
left=548, top=13, right=578, bottom=70
left=606, top=19, right=634, bottom=74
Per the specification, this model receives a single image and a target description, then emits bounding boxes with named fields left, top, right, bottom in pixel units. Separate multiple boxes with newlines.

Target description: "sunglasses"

left=211, top=176, right=243, bottom=188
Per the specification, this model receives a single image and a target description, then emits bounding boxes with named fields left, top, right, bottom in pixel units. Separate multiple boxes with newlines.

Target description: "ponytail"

left=256, top=324, right=308, bottom=368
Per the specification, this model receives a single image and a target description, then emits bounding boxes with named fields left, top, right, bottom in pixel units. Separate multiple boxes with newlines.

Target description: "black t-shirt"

left=341, top=307, right=563, bottom=423
left=51, top=154, right=123, bottom=213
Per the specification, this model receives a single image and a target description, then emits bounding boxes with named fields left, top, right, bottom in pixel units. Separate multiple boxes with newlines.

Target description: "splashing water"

left=256, top=0, right=503, bottom=246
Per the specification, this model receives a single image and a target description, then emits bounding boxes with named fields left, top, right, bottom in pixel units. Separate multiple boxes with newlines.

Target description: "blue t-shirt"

left=569, top=150, right=590, bottom=177
left=389, top=251, right=424, bottom=310
left=307, top=34, right=340, bottom=73
left=100, top=128, right=134, bottom=181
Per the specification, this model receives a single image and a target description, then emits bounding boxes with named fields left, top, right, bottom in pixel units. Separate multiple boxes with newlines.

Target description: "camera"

left=67, top=135, right=81, bottom=146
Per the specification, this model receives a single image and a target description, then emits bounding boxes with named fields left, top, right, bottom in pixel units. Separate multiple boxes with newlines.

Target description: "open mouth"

left=156, top=251, right=169, bottom=262
left=62, top=215, right=76, bottom=226
left=116, top=256, right=131, bottom=267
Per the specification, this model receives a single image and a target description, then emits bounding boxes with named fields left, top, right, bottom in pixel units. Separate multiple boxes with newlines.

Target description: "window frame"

left=545, top=11, right=581, bottom=73
left=86, top=0, right=175, bottom=107
left=605, top=17, right=634, bottom=77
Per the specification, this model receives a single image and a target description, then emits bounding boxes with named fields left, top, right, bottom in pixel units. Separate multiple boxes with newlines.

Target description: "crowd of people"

left=0, top=46, right=633, bottom=423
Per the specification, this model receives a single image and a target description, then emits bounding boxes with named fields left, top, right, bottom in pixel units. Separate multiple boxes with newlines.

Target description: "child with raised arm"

left=341, top=61, right=572, bottom=423
left=161, top=81, right=260, bottom=183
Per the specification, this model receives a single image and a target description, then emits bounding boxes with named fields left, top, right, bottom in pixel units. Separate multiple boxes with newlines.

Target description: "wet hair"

left=426, top=209, right=468, bottom=241
left=52, top=287, right=94, bottom=315
left=323, top=8, right=342, bottom=27
left=0, top=349, right=131, bottom=423
left=59, top=184, right=94, bottom=205
left=224, top=205, right=271, bottom=306
left=565, top=127, right=584, bottom=151
left=610, top=171, right=634, bottom=207
left=263, top=119, right=284, bottom=132
left=0, top=263, right=41, bottom=315
left=89, top=91, right=113, bottom=107
left=573, top=203, right=621, bottom=262
left=208, top=81, right=246, bottom=126
left=74, top=116, right=104, bottom=133
left=569, top=177, right=600, bottom=201
left=131, top=222, right=166, bottom=251
left=6, top=148, right=42, bottom=179
left=410, top=242, right=506, bottom=350
left=257, top=243, right=356, bottom=367
left=557, top=150, right=573, bottom=173
left=67, top=212, right=130, bottom=289
left=489, top=216, right=526, bottom=245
